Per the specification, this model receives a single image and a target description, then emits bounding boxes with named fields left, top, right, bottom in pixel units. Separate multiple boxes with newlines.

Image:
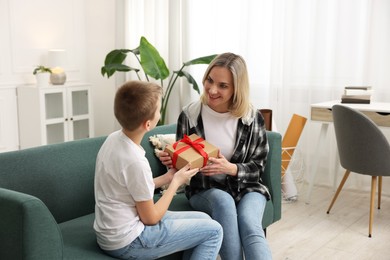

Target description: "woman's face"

left=203, top=66, right=234, bottom=113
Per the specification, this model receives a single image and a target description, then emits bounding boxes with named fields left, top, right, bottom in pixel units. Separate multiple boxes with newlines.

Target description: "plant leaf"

left=175, top=70, right=200, bottom=94
left=183, top=54, right=218, bottom=66
left=101, top=49, right=132, bottom=78
left=101, top=64, right=140, bottom=78
left=104, top=49, right=131, bottom=65
left=139, top=36, right=169, bottom=80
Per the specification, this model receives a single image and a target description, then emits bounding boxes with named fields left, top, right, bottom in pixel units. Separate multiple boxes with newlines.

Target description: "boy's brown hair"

left=114, top=80, right=162, bottom=131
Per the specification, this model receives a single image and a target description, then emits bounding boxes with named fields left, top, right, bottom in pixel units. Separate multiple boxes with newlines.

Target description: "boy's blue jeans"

left=189, top=188, right=272, bottom=260
left=103, top=211, right=222, bottom=259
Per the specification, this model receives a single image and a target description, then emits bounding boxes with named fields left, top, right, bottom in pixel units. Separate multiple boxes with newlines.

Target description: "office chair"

left=327, top=104, right=390, bottom=237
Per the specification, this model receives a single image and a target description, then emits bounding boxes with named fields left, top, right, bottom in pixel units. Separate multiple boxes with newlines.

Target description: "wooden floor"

left=267, top=184, right=390, bottom=260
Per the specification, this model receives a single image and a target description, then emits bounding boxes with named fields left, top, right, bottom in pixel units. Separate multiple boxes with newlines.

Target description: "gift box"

left=164, top=134, right=219, bottom=169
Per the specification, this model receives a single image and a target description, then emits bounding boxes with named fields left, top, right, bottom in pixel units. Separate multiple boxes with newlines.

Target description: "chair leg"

left=369, top=176, right=377, bottom=238
left=378, top=176, right=382, bottom=210
left=327, top=170, right=350, bottom=214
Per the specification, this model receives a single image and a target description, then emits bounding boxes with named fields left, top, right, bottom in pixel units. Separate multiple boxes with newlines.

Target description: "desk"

left=305, top=100, right=390, bottom=203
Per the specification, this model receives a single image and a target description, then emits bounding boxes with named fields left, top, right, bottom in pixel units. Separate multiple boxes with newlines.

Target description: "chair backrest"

left=281, top=114, right=307, bottom=175
left=260, top=109, right=273, bottom=131
left=332, top=104, right=390, bottom=176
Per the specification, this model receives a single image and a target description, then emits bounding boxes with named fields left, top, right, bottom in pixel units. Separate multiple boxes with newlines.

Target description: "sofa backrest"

left=141, top=124, right=177, bottom=177
left=0, top=123, right=279, bottom=225
left=0, top=124, right=176, bottom=224
left=0, top=136, right=106, bottom=223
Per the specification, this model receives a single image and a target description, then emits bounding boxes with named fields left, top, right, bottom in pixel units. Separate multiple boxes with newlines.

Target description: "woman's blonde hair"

left=200, top=52, right=250, bottom=118
left=114, top=80, right=162, bottom=131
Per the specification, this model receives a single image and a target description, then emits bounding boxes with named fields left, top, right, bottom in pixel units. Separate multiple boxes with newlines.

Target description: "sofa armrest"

left=263, top=131, right=282, bottom=225
left=0, top=188, right=63, bottom=260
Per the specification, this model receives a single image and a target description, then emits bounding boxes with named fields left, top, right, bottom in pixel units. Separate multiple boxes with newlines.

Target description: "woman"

left=160, top=52, right=272, bottom=260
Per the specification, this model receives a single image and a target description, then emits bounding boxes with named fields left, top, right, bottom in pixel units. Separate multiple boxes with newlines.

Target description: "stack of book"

left=341, top=86, right=372, bottom=104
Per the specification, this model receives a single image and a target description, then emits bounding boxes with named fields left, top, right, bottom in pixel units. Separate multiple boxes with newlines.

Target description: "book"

left=341, top=94, right=371, bottom=104
left=341, top=98, right=370, bottom=104
left=341, top=94, right=370, bottom=100
left=345, top=86, right=372, bottom=90
left=344, top=89, right=373, bottom=96
left=341, top=86, right=372, bottom=104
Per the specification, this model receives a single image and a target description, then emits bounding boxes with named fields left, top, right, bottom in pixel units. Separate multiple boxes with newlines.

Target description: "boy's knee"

left=213, top=221, right=224, bottom=241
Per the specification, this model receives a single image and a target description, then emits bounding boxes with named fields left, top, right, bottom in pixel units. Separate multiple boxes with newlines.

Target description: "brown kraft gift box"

left=164, top=134, right=219, bottom=169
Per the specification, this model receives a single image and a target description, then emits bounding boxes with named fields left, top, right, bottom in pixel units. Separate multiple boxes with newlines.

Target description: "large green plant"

left=101, top=36, right=217, bottom=125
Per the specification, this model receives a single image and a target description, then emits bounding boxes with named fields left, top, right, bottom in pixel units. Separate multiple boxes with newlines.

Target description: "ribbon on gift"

left=172, top=135, right=209, bottom=168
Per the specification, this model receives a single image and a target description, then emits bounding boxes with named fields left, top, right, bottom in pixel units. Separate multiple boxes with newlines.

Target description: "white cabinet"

left=17, top=83, right=94, bottom=149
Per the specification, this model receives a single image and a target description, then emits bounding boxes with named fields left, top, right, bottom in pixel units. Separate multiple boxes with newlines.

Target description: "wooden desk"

left=306, top=100, right=390, bottom=203
left=311, top=100, right=390, bottom=126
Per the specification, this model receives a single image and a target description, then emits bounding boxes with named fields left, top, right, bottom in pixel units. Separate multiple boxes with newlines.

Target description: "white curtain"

left=124, top=0, right=184, bottom=124
left=125, top=0, right=390, bottom=191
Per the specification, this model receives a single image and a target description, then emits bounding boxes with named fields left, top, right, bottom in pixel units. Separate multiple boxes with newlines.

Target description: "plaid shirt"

left=176, top=101, right=270, bottom=203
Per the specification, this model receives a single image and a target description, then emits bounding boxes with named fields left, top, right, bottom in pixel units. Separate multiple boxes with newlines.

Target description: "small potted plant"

left=33, top=65, right=52, bottom=87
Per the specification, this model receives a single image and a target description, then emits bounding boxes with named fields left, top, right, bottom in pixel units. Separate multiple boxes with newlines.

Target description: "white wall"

left=84, top=0, right=120, bottom=137
left=0, top=0, right=119, bottom=151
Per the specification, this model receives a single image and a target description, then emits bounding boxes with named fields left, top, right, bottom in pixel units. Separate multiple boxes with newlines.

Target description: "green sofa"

left=0, top=124, right=281, bottom=260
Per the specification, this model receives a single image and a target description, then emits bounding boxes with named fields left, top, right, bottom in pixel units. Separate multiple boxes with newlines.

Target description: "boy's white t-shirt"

left=94, top=130, right=155, bottom=251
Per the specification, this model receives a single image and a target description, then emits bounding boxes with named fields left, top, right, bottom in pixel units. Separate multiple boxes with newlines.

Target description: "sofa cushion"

left=59, top=213, right=116, bottom=260
left=60, top=212, right=183, bottom=260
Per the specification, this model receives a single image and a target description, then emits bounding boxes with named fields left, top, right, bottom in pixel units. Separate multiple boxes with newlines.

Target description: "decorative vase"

left=50, top=71, right=67, bottom=85
left=35, top=72, right=50, bottom=87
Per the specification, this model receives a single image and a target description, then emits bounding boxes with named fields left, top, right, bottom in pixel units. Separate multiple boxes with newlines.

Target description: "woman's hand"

left=200, top=151, right=238, bottom=176
left=158, top=150, right=173, bottom=168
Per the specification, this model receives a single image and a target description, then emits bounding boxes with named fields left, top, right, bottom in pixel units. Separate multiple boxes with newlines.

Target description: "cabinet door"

left=66, top=86, right=93, bottom=141
left=42, top=88, right=68, bottom=145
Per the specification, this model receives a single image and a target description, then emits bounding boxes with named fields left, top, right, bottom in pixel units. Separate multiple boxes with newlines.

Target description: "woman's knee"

left=204, top=189, right=236, bottom=212
left=191, top=189, right=235, bottom=209
left=237, top=193, right=266, bottom=229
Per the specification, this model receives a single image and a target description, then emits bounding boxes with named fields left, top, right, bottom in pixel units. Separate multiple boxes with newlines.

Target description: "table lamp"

left=48, top=49, right=67, bottom=85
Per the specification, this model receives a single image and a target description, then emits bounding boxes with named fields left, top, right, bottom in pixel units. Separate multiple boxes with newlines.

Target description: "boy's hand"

left=158, top=151, right=173, bottom=168
left=172, top=164, right=199, bottom=187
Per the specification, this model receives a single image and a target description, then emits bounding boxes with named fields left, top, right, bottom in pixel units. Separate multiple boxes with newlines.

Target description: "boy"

left=94, top=81, right=223, bottom=259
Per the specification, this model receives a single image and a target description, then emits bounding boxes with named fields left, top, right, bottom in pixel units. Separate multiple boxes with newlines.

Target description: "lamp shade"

left=48, top=49, right=66, bottom=68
